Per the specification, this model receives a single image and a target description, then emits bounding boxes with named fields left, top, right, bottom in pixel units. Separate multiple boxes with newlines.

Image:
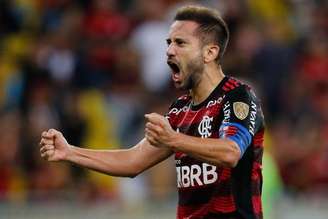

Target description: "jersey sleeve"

left=219, top=86, right=262, bottom=157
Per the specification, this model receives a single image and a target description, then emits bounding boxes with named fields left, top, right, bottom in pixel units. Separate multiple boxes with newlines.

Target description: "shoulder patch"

left=233, top=102, right=249, bottom=120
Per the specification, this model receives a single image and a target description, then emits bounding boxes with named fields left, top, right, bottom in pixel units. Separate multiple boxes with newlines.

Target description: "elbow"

left=126, top=165, right=145, bottom=178
left=120, top=171, right=139, bottom=178
left=127, top=173, right=138, bottom=178
left=127, top=170, right=141, bottom=178
left=222, top=153, right=239, bottom=168
left=107, top=167, right=143, bottom=178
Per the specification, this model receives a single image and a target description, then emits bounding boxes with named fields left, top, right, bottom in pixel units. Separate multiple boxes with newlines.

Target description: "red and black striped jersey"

left=166, top=76, right=265, bottom=219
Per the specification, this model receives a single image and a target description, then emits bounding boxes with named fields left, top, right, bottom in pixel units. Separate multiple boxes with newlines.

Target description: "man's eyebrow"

left=175, top=37, right=186, bottom=42
left=166, top=37, right=188, bottom=43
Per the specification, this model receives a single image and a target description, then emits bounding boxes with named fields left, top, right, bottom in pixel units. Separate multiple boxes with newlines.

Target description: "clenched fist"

left=39, top=129, right=70, bottom=162
left=144, top=113, right=177, bottom=148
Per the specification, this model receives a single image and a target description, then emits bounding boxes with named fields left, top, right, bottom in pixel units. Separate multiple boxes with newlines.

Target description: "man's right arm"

left=40, top=129, right=173, bottom=178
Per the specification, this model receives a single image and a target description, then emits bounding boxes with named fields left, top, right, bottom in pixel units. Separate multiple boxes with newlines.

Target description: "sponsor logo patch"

left=233, top=102, right=249, bottom=120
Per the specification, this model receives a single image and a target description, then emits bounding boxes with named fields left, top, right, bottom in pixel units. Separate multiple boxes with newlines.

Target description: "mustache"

left=167, top=57, right=178, bottom=64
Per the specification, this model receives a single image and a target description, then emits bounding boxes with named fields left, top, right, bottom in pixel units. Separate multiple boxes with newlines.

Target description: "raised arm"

left=145, top=113, right=240, bottom=167
left=40, top=129, right=173, bottom=178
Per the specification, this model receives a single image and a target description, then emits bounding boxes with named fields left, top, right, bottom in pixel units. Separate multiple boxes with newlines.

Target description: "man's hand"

left=144, top=113, right=177, bottom=148
left=39, top=129, right=71, bottom=162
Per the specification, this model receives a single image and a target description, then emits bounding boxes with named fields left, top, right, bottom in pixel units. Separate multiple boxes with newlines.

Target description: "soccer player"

left=40, top=5, right=264, bottom=219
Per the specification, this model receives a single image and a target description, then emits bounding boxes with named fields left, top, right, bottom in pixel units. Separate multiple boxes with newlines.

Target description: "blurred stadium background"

left=0, top=0, right=327, bottom=218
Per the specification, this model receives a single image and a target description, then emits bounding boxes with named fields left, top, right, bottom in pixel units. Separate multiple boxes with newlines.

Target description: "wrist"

left=168, top=131, right=181, bottom=151
left=64, top=144, right=75, bottom=161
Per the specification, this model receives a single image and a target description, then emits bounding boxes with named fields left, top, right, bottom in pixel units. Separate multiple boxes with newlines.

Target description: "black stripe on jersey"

left=178, top=184, right=217, bottom=205
left=178, top=179, right=236, bottom=205
left=231, top=148, right=260, bottom=219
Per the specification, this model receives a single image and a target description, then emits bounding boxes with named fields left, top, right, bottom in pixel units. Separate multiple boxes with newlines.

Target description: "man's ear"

left=203, top=44, right=220, bottom=63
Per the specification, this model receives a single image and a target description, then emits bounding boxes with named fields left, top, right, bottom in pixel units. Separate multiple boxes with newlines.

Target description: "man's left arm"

left=145, top=87, right=260, bottom=168
left=145, top=113, right=241, bottom=167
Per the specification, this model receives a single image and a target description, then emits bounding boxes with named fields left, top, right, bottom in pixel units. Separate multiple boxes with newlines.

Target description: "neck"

left=190, top=64, right=225, bottom=105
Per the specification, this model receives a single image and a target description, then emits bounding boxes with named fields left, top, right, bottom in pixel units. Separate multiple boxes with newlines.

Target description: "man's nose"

left=166, top=44, right=176, bottom=57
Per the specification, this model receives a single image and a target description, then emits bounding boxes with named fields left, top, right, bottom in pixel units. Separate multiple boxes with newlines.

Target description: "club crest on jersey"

left=198, top=116, right=213, bottom=138
left=233, top=102, right=249, bottom=120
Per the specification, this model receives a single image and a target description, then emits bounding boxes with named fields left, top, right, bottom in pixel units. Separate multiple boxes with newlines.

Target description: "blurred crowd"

left=0, top=0, right=327, bottom=213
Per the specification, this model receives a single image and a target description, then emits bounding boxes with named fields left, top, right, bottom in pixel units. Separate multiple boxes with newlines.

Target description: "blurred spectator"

left=0, top=110, right=26, bottom=202
left=130, top=0, right=171, bottom=93
left=78, top=0, right=131, bottom=88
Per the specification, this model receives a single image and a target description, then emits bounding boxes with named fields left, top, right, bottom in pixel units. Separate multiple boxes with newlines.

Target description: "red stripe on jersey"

left=228, top=78, right=241, bottom=88
left=253, top=130, right=264, bottom=147
left=222, top=86, right=230, bottom=92
left=251, top=162, right=262, bottom=181
left=226, top=82, right=235, bottom=90
left=211, top=195, right=236, bottom=213
left=223, top=84, right=234, bottom=92
left=176, top=104, right=222, bottom=127
left=219, top=168, right=231, bottom=181
left=177, top=195, right=236, bottom=218
left=176, top=152, right=187, bottom=159
left=252, top=195, right=262, bottom=214
left=222, top=78, right=241, bottom=92
left=224, top=126, right=238, bottom=136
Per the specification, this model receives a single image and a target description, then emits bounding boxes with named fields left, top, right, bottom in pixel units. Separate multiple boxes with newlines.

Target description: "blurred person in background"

left=130, top=0, right=171, bottom=93
left=0, top=109, right=25, bottom=202
left=40, top=5, right=265, bottom=219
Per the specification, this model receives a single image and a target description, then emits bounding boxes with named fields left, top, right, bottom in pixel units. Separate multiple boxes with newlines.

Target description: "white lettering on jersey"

left=203, top=163, right=217, bottom=184
left=168, top=106, right=190, bottom=115
left=176, top=163, right=218, bottom=188
left=181, top=166, right=190, bottom=187
left=223, top=101, right=231, bottom=123
left=206, top=100, right=216, bottom=108
left=249, top=101, right=257, bottom=136
left=190, top=165, right=202, bottom=186
left=198, top=116, right=213, bottom=138
left=206, top=95, right=225, bottom=108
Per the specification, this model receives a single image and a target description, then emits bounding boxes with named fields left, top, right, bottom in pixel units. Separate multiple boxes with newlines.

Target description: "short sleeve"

left=219, top=86, right=262, bottom=157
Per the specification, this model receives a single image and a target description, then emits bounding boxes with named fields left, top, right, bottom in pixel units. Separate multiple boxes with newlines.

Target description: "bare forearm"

left=40, top=129, right=172, bottom=176
left=63, top=138, right=173, bottom=177
left=170, top=133, right=240, bottom=167
left=144, top=113, right=240, bottom=167
left=66, top=146, right=141, bottom=177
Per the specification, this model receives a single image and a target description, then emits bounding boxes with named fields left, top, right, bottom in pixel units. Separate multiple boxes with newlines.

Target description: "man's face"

left=166, top=21, right=204, bottom=90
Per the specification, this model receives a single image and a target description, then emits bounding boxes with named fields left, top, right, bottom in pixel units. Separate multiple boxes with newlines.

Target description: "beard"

left=179, top=55, right=204, bottom=90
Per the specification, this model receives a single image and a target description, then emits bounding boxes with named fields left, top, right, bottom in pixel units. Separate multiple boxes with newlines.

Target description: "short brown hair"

left=174, top=5, right=229, bottom=64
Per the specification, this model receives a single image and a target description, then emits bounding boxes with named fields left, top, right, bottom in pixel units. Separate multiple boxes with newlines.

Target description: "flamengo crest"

left=198, top=116, right=213, bottom=138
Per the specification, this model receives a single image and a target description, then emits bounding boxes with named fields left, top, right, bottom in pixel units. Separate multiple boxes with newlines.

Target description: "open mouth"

left=167, top=61, right=180, bottom=73
left=167, top=60, right=181, bottom=82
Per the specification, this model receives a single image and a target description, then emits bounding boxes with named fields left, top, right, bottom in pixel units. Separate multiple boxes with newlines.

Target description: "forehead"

left=168, top=20, right=199, bottom=39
